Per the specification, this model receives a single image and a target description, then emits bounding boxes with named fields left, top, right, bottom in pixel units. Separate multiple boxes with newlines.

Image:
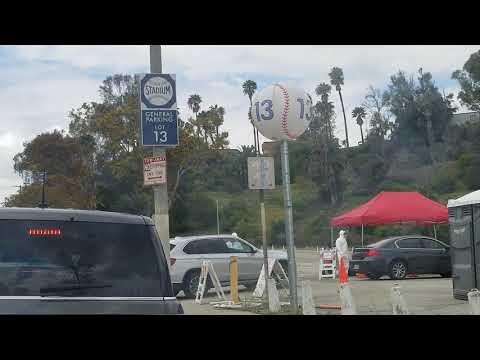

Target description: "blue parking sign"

left=139, top=73, right=178, bottom=147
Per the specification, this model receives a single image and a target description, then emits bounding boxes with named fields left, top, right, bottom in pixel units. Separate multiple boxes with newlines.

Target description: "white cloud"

left=1, top=45, right=479, bottom=203
left=0, top=132, right=16, bottom=149
left=0, top=58, right=101, bottom=204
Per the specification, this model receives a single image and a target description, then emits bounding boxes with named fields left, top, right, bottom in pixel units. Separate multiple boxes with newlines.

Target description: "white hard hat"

left=232, top=232, right=238, bottom=237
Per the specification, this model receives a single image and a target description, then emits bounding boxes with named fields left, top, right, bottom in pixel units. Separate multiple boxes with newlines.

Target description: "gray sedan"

left=350, top=236, right=451, bottom=280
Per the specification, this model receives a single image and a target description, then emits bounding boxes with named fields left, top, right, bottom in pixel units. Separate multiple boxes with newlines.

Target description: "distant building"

left=451, top=111, right=480, bottom=126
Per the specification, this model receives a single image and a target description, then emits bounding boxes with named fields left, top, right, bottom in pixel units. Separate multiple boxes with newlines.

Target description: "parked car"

left=350, top=235, right=451, bottom=280
left=0, top=207, right=183, bottom=314
left=169, top=234, right=288, bottom=298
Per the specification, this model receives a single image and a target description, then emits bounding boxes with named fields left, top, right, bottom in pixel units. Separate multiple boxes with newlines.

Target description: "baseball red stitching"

left=274, top=83, right=296, bottom=139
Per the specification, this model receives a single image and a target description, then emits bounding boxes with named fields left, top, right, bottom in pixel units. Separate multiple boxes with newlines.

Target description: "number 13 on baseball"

left=251, top=83, right=313, bottom=141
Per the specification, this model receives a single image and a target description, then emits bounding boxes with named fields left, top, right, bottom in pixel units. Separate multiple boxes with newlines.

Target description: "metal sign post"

left=280, top=140, right=298, bottom=312
left=248, top=156, right=275, bottom=309
left=216, top=199, right=220, bottom=234
left=140, top=45, right=177, bottom=269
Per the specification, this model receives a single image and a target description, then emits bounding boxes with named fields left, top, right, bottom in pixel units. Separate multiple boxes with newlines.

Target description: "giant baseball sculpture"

left=249, top=82, right=313, bottom=313
left=250, top=83, right=313, bottom=141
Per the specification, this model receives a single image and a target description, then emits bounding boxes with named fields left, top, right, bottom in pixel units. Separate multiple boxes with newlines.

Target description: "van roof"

left=0, top=207, right=153, bottom=225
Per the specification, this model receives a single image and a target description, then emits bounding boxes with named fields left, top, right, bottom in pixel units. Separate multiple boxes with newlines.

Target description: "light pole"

left=216, top=199, right=220, bottom=234
left=280, top=140, right=298, bottom=312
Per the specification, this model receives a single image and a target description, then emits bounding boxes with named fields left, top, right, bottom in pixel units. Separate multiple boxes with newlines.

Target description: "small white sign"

left=143, top=156, right=166, bottom=186
left=23, top=170, right=33, bottom=186
left=248, top=157, right=275, bottom=190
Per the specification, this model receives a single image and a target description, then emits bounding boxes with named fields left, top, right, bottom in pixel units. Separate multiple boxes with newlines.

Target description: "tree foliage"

left=305, top=81, right=343, bottom=205
left=363, top=86, right=394, bottom=140
left=384, top=69, right=456, bottom=160
left=452, top=50, right=480, bottom=111
left=7, top=130, right=95, bottom=209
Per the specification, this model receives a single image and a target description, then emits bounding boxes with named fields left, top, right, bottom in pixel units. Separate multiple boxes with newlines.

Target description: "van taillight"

left=170, top=258, right=176, bottom=266
left=366, top=249, right=380, bottom=257
left=28, top=228, right=61, bottom=236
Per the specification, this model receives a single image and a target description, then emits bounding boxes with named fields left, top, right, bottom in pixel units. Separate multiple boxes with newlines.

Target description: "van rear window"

left=0, top=220, right=165, bottom=297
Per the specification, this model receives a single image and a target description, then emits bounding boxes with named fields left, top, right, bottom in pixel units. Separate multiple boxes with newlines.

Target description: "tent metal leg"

left=361, top=224, right=364, bottom=247
left=331, top=227, right=333, bottom=248
left=433, top=224, right=437, bottom=239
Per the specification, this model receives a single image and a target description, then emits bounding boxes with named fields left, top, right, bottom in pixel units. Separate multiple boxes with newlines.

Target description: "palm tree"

left=315, top=82, right=331, bottom=101
left=187, top=94, right=202, bottom=137
left=329, top=67, right=349, bottom=148
left=210, top=105, right=225, bottom=136
left=352, top=106, right=366, bottom=144
left=242, top=80, right=259, bottom=154
left=196, top=110, right=210, bottom=144
left=315, top=82, right=334, bottom=139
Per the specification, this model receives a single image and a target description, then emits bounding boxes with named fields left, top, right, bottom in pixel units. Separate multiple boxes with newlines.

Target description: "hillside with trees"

left=4, top=50, right=480, bottom=248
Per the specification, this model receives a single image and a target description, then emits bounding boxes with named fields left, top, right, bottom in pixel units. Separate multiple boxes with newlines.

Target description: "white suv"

left=169, top=234, right=288, bottom=298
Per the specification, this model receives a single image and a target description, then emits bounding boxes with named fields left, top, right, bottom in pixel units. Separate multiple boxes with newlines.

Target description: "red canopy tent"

left=330, top=191, right=448, bottom=246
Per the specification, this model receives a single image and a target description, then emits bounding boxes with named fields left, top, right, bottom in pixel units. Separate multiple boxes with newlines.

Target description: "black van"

left=0, top=207, right=183, bottom=314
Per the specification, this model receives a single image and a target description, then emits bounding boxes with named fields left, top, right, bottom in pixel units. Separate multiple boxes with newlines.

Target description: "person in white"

left=335, top=230, right=350, bottom=274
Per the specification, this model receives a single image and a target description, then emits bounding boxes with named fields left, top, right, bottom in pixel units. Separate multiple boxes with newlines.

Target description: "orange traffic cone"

left=339, top=256, right=348, bottom=284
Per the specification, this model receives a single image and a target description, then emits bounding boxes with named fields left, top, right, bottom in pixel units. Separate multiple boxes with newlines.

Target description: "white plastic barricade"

left=390, top=284, right=409, bottom=315
left=301, top=280, right=316, bottom=315
left=339, top=283, right=357, bottom=315
left=468, top=289, right=480, bottom=315
left=319, top=249, right=336, bottom=280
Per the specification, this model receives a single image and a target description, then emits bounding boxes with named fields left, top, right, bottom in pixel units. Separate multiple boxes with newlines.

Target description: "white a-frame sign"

left=195, top=260, right=226, bottom=304
left=252, top=258, right=289, bottom=298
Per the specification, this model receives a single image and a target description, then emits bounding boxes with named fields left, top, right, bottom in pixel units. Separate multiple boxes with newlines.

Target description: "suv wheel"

left=173, top=284, right=182, bottom=297
left=389, top=260, right=407, bottom=280
left=183, top=271, right=209, bottom=299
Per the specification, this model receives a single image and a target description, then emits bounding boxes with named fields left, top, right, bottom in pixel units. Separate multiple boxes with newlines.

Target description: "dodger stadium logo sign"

left=140, top=74, right=176, bottom=109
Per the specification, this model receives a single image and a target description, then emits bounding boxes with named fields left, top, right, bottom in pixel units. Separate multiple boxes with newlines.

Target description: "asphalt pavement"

left=178, top=248, right=472, bottom=315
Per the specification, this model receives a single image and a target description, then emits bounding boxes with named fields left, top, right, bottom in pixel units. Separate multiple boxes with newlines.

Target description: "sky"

left=0, top=45, right=478, bottom=204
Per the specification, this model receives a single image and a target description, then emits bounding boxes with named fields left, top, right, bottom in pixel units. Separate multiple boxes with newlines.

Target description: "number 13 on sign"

left=154, top=130, right=167, bottom=143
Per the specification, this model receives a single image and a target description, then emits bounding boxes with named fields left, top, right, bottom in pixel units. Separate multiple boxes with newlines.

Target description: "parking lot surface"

left=178, top=248, right=471, bottom=315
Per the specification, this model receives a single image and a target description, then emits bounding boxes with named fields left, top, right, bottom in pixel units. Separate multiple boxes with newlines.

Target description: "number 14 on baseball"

left=251, top=83, right=313, bottom=141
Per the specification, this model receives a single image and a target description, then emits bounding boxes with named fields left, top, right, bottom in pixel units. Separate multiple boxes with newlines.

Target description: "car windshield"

left=0, top=219, right=165, bottom=297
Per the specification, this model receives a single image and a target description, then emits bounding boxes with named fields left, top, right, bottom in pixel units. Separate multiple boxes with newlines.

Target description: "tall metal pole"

left=433, top=224, right=437, bottom=239
left=331, top=227, right=334, bottom=248
left=280, top=140, right=298, bottom=312
left=216, top=199, right=220, bottom=234
left=361, top=224, right=364, bottom=247
left=39, top=169, right=48, bottom=209
left=41, top=170, right=46, bottom=206
left=256, top=140, right=269, bottom=307
left=260, top=187, right=270, bottom=307
left=150, top=45, right=170, bottom=268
